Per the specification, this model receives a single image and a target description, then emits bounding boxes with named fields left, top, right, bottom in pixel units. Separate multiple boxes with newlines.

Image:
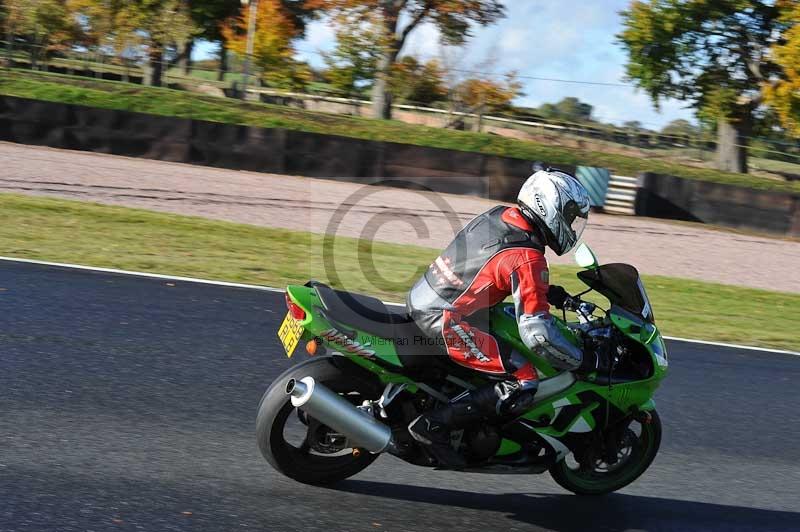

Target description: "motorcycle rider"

left=406, top=167, right=605, bottom=467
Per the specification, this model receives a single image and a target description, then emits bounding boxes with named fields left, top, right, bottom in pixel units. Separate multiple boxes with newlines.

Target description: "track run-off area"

left=2, top=260, right=799, bottom=532
left=3, top=142, right=799, bottom=294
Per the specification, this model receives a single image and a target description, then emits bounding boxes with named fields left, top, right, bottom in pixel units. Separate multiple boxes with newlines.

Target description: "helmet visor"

left=556, top=200, right=588, bottom=254
left=571, top=214, right=588, bottom=243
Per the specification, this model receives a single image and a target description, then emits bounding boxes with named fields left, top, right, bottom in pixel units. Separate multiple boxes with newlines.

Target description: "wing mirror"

left=574, top=243, right=599, bottom=269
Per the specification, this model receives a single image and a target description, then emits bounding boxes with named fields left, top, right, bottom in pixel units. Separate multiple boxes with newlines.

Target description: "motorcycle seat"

left=312, top=281, right=405, bottom=339
left=311, top=282, right=471, bottom=378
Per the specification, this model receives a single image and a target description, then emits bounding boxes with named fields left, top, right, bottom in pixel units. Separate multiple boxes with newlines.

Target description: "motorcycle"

left=257, top=243, right=668, bottom=495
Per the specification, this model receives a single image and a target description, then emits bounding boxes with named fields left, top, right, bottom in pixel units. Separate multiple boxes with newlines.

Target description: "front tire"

left=256, top=357, right=382, bottom=485
left=549, top=410, right=662, bottom=496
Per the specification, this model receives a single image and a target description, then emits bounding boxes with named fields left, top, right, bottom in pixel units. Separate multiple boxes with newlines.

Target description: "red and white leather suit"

left=406, top=206, right=583, bottom=384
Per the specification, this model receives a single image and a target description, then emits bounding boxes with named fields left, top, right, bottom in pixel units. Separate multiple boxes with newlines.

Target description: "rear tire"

left=549, top=410, right=662, bottom=496
left=256, top=357, right=382, bottom=485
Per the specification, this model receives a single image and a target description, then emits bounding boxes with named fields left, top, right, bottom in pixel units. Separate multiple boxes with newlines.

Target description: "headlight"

left=651, top=336, right=668, bottom=367
left=640, top=322, right=657, bottom=344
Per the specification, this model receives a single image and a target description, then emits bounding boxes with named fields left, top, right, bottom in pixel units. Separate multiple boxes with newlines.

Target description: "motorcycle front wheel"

left=256, top=357, right=382, bottom=485
left=549, top=410, right=662, bottom=496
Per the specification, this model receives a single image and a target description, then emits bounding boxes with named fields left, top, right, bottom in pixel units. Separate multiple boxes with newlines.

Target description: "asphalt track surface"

left=2, top=262, right=799, bottom=532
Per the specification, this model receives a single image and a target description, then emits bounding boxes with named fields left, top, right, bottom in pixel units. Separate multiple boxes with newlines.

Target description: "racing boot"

left=469, top=357, right=541, bottom=418
left=408, top=402, right=481, bottom=468
left=408, top=379, right=539, bottom=468
left=470, top=378, right=540, bottom=418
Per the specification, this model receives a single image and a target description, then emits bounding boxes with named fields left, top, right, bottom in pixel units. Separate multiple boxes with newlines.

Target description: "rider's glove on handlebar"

left=546, top=285, right=570, bottom=310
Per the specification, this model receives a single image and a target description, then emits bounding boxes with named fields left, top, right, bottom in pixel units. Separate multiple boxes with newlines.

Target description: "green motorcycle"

left=257, top=244, right=668, bottom=495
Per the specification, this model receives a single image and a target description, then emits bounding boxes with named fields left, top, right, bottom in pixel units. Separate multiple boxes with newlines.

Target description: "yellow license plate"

left=278, top=312, right=304, bottom=358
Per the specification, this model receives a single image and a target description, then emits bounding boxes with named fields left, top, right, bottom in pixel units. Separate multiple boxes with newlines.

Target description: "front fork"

left=576, top=409, right=651, bottom=469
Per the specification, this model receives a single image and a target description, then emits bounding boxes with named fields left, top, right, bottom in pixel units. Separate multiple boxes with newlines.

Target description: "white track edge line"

left=0, top=256, right=284, bottom=293
left=661, top=336, right=798, bottom=356
left=1, top=255, right=797, bottom=357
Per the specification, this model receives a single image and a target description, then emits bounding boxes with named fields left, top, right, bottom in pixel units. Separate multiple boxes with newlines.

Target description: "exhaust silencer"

left=286, top=376, right=393, bottom=453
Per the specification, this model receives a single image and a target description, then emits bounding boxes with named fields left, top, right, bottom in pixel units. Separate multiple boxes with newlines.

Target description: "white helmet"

left=517, top=168, right=590, bottom=256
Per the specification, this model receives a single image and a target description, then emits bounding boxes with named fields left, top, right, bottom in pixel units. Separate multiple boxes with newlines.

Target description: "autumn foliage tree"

left=2, top=0, right=77, bottom=67
left=306, top=0, right=505, bottom=119
left=457, top=73, right=521, bottom=113
left=67, top=0, right=120, bottom=51
left=66, top=0, right=198, bottom=86
left=222, top=0, right=309, bottom=89
left=390, top=55, right=447, bottom=105
left=195, top=0, right=314, bottom=80
left=618, top=0, right=794, bottom=174
left=764, top=0, right=800, bottom=136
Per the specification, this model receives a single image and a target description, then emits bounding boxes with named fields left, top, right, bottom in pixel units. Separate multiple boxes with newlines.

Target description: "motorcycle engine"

left=465, top=425, right=501, bottom=461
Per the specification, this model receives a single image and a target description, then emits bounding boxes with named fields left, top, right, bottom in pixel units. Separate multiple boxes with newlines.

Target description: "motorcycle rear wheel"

left=256, top=357, right=382, bottom=485
left=549, top=410, right=662, bottom=496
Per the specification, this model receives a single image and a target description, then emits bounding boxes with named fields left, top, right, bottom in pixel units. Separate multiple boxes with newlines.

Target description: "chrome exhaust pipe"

left=286, top=376, right=393, bottom=454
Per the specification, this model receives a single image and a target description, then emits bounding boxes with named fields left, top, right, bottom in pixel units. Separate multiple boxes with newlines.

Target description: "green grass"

left=750, top=156, right=800, bottom=176
left=2, top=68, right=798, bottom=194
left=1, top=192, right=797, bottom=351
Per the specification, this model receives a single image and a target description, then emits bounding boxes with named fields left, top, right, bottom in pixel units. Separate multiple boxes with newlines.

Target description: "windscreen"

left=577, top=263, right=654, bottom=323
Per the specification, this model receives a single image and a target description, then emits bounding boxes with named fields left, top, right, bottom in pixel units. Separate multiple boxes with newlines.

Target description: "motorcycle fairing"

left=283, top=283, right=666, bottom=465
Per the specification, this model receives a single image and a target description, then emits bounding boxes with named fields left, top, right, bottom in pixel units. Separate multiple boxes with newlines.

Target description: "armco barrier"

left=635, top=172, right=800, bottom=237
left=576, top=166, right=610, bottom=207
left=0, top=95, right=574, bottom=203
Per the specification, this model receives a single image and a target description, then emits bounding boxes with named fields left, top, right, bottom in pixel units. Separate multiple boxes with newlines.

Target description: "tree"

left=457, top=73, right=520, bottom=111
left=67, top=0, right=120, bottom=51
left=69, top=0, right=198, bottom=86
left=763, top=1, right=800, bottom=137
left=618, top=0, right=793, bottom=173
left=623, top=120, right=643, bottom=131
left=181, top=0, right=238, bottom=74
left=321, top=14, right=384, bottom=96
left=306, top=0, right=505, bottom=119
left=661, top=118, right=698, bottom=138
left=454, top=72, right=521, bottom=131
left=123, top=0, right=198, bottom=87
left=390, top=55, right=447, bottom=105
left=537, top=97, right=594, bottom=123
left=222, top=0, right=309, bottom=89
left=2, top=1, right=29, bottom=61
left=3, top=0, right=76, bottom=67
left=188, top=1, right=315, bottom=80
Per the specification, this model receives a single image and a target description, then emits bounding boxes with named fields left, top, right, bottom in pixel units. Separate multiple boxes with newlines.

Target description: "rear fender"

left=284, top=285, right=410, bottom=384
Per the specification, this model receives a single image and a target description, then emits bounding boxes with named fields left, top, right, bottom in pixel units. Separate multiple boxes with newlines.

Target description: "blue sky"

left=199, top=1, right=695, bottom=129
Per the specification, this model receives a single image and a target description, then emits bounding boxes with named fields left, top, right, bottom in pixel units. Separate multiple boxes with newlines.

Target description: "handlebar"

left=561, top=295, right=580, bottom=312
left=547, top=285, right=600, bottom=326
left=552, top=289, right=596, bottom=317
